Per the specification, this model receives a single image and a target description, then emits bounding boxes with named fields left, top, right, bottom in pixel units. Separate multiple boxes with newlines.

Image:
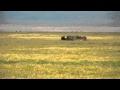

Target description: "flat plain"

left=0, top=32, right=120, bottom=79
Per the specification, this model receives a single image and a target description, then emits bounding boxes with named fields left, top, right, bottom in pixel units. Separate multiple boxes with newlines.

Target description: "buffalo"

left=61, top=36, right=66, bottom=40
left=66, top=35, right=75, bottom=40
left=74, top=35, right=81, bottom=39
left=61, top=36, right=74, bottom=40
left=61, top=35, right=87, bottom=41
left=80, top=36, right=87, bottom=41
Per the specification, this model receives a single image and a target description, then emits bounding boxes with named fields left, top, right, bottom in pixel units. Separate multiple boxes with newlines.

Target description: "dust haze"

left=0, top=11, right=120, bottom=32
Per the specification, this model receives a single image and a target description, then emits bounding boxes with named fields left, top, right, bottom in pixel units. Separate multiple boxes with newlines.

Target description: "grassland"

left=0, top=32, right=120, bottom=79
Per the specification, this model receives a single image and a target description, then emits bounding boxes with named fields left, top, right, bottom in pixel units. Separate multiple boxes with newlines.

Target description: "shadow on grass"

left=37, top=60, right=120, bottom=67
left=0, top=59, right=120, bottom=67
left=0, top=59, right=34, bottom=64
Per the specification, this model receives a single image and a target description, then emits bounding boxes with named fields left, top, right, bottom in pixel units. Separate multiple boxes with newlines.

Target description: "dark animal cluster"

left=61, top=35, right=87, bottom=41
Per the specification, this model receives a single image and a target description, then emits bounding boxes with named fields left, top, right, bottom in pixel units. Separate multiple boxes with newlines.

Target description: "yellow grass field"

left=0, top=32, right=120, bottom=79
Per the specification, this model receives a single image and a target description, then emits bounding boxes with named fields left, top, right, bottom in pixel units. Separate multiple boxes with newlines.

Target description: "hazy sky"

left=0, top=11, right=108, bottom=21
left=0, top=11, right=118, bottom=26
left=0, top=11, right=120, bottom=32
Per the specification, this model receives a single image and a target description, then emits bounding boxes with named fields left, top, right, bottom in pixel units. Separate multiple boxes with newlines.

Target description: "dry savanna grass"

left=0, top=32, right=120, bottom=79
